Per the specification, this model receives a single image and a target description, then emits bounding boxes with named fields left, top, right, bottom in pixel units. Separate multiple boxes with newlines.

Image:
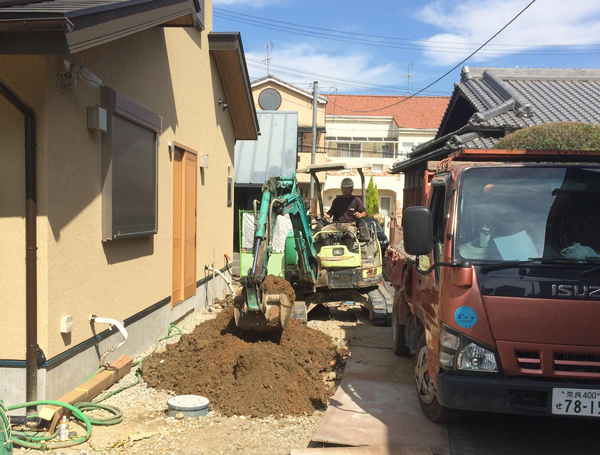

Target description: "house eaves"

left=0, top=0, right=205, bottom=55
left=209, top=32, right=259, bottom=140
left=389, top=128, right=501, bottom=174
left=0, top=0, right=206, bottom=54
left=251, top=75, right=328, bottom=104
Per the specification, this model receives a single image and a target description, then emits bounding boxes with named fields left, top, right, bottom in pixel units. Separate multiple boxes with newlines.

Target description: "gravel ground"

left=13, top=301, right=359, bottom=455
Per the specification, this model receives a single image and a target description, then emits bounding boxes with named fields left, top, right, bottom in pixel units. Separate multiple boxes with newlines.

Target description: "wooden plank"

left=39, top=355, right=132, bottom=432
left=292, top=446, right=433, bottom=455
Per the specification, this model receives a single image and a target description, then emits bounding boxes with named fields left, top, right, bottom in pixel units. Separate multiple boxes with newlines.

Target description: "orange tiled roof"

left=326, top=94, right=450, bottom=130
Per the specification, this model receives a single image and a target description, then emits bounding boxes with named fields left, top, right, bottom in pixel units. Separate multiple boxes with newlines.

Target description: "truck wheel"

left=392, top=300, right=410, bottom=356
left=415, top=333, right=454, bottom=423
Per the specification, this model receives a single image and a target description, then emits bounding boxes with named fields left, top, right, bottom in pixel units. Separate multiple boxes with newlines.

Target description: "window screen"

left=101, top=86, right=161, bottom=241
left=111, top=115, right=157, bottom=237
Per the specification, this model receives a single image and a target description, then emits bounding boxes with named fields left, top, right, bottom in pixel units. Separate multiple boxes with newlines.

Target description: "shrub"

left=494, top=122, right=600, bottom=151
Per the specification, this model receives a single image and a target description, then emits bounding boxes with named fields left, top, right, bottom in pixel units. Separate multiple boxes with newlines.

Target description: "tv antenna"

left=257, top=41, right=274, bottom=75
left=402, top=61, right=414, bottom=95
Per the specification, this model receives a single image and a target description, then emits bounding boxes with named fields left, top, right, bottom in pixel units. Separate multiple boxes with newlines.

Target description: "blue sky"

left=213, top=0, right=600, bottom=98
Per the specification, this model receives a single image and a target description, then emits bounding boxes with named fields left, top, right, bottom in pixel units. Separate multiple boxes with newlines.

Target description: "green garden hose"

left=6, top=401, right=92, bottom=450
left=133, top=323, right=183, bottom=366
left=74, top=402, right=123, bottom=426
left=4, top=324, right=185, bottom=451
left=0, top=401, right=12, bottom=455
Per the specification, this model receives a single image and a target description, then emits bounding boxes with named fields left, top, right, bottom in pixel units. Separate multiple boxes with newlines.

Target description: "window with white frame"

left=402, top=142, right=414, bottom=157
left=333, top=142, right=361, bottom=158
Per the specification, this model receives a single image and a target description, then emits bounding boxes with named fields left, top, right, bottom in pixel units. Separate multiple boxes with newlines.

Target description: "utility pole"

left=310, top=81, right=318, bottom=198
left=403, top=61, right=414, bottom=95
left=257, top=41, right=274, bottom=75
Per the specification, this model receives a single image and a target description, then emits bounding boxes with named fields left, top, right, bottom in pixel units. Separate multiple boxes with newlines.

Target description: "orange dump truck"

left=385, top=148, right=600, bottom=422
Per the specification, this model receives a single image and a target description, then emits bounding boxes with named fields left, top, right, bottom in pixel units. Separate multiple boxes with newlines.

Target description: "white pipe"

left=206, top=265, right=235, bottom=295
left=90, top=316, right=128, bottom=367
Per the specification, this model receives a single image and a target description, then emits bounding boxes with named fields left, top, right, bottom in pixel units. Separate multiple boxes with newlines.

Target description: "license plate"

left=552, top=388, right=600, bottom=416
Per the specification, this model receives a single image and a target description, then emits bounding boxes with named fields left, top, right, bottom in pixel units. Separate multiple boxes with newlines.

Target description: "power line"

left=214, top=7, right=600, bottom=49
left=214, top=10, right=600, bottom=56
left=325, top=0, right=539, bottom=114
left=247, top=58, right=450, bottom=95
left=247, top=65, right=451, bottom=97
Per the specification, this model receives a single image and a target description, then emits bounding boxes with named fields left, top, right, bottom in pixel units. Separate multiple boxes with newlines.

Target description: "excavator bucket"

left=234, top=293, right=292, bottom=332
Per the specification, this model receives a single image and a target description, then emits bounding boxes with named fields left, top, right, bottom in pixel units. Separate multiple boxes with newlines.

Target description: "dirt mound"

left=143, top=306, right=346, bottom=417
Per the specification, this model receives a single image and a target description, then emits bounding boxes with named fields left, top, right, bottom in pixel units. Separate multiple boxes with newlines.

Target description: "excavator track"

left=366, top=283, right=393, bottom=326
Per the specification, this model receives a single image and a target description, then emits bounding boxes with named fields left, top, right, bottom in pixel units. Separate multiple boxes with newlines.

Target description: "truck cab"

left=388, top=149, right=600, bottom=422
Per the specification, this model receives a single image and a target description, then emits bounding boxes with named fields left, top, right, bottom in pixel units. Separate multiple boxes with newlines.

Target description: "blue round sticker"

left=454, top=306, right=477, bottom=329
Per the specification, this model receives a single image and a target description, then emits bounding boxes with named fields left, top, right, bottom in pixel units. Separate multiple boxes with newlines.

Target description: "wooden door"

left=183, top=151, right=197, bottom=300
left=172, top=145, right=197, bottom=307
left=172, top=149, right=183, bottom=307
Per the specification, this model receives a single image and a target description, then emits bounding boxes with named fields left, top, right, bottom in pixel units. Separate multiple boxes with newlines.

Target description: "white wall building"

left=325, top=95, right=449, bottom=225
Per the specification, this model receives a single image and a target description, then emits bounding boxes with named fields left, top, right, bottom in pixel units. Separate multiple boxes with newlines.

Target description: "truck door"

left=417, top=182, right=447, bottom=347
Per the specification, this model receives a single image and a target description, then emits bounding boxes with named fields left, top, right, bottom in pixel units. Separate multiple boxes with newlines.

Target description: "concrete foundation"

left=0, top=270, right=231, bottom=408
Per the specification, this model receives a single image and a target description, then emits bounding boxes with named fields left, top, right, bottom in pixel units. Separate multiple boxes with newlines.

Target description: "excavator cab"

left=294, top=162, right=392, bottom=325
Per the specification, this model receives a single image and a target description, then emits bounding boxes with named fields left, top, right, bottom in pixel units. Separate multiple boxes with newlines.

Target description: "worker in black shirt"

left=321, top=178, right=366, bottom=249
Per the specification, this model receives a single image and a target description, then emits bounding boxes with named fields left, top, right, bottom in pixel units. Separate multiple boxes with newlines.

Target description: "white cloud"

left=417, top=0, right=600, bottom=65
left=245, top=43, right=398, bottom=94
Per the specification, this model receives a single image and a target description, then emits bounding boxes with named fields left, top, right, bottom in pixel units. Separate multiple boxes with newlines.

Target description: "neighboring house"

left=389, top=67, right=600, bottom=208
left=233, top=111, right=298, bottom=252
left=250, top=75, right=328, bottom=198
left=325, top=94, right=449, bottom=226
left=0, top=0, right=258, bottom=406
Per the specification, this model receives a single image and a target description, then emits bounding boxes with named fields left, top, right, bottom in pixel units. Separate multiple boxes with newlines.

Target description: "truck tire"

left=415, top=333, right=455, bottom=424
left=392, top=300, right=410, bottom=356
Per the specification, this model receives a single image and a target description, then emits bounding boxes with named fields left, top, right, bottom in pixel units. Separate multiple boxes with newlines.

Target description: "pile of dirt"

left=143, top=299, right=346, bottom=417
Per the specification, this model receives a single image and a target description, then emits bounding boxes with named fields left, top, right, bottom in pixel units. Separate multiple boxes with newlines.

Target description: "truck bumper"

left=436, top=372, right=600, bottom=416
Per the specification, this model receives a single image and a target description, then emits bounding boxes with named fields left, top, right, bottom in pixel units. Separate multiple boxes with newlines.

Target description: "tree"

left=366, top=176, right=379, bottom=217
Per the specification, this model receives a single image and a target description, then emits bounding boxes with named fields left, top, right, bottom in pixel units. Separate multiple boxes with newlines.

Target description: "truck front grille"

left=554, top=353, right=600, bottom=375
left=516, top=351, right=541, bottom=371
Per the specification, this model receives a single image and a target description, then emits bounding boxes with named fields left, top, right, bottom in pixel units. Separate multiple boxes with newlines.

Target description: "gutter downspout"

left=0, top=78, right=37, bottom=411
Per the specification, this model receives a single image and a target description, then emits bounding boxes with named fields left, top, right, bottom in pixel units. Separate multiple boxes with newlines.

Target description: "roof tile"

left=325, top=94, right=449, bottom=130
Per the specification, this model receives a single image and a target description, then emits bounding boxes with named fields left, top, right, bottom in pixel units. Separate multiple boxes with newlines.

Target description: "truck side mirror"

left=403, top=206, right=433, bottom=256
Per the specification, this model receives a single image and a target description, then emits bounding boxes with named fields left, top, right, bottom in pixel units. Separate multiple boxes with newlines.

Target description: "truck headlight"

left=457, top=343, right=498, bottom=372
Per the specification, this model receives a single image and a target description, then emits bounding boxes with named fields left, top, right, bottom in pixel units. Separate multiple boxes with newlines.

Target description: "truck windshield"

left=457, top=166, right=600, bottom=263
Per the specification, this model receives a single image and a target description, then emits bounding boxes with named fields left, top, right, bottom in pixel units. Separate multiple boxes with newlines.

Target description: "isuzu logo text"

left=552, top=285, right=600, bottom=298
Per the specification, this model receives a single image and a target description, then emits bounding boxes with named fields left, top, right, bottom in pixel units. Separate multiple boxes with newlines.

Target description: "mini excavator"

left=235, top=162, right=393, bottom=331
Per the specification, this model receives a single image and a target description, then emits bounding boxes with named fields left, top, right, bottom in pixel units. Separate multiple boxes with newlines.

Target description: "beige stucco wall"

left=0, top=18, right=236, bottom=360
left=0, top=55, right=50, bottom=360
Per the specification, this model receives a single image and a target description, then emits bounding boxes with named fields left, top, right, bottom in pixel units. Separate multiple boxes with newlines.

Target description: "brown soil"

left=142, top=306, right=346, bottom=417
left=263, top=274, right=296, bottom=305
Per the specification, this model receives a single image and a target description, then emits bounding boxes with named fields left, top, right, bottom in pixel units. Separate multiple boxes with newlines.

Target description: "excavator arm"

left=236, top=175, right=318, bottom=331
